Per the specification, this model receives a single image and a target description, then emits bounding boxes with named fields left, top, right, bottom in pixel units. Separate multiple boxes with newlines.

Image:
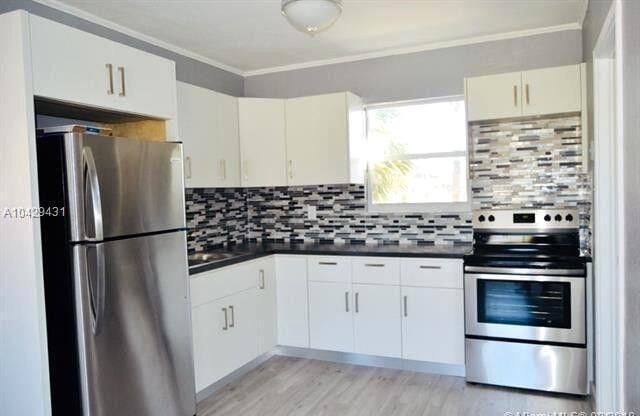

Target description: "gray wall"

left=0, top=0, right=244, bottom=96
left=620, top=0, right=640, bottom=411
left=244, top=30, right=583, bottom=103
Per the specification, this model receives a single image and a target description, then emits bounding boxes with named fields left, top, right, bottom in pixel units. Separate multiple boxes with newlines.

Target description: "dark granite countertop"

left=188, top=243, right=473, bottom=275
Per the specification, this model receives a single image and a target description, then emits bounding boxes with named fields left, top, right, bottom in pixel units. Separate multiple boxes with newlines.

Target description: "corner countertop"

left=188, top=243, right=473, bottom=275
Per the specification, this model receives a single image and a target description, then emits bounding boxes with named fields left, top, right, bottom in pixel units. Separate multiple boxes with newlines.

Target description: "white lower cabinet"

left=401, top=286, right=465, bottom=365
left=308, top=281, right=354, bottom=352
left=275, top=255, right=309, bottom=348
left=353, top=284, right=402, bottom=358
left=190, top=257, right=274, bottom=392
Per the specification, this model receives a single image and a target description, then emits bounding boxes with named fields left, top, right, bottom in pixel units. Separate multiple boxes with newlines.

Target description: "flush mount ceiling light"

left=281, top=0, right=343, bottom=36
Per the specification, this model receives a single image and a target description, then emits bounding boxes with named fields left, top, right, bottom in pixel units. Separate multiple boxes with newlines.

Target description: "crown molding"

left=244, top=22, right=582, bottom=76
left=30, top=0, right=582, bottom=79
left=30, top=0, right=246, bottom=76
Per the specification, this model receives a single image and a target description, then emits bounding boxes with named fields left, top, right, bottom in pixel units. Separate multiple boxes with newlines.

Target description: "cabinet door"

left=226, top=288, right=260, bottom=370
left=256, top=258, right=277, bottom=355
left=285, top=93, right=350, bottom=185
left=191, top=297, right=236, bottom=392
left=113, top=44, right=177, bottom=119
left=30, top=15, right=117, bottom=111
left=522, top=65, right=581, bottom=116
left=465, top=71, right=522, bottom=121
left=353, top=284, right=401, bottom=358
left=238, top=98, right=287, bottom=186
left=275, top=256, right=309, bottom=347
left=177, top=82, right=240, bottom=187
left=401, top=286, right=465, bottom=365
left=308, top=281, right=354, bottom=352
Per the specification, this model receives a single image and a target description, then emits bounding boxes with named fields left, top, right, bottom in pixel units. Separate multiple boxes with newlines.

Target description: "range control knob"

left=566, top=214, right=574, bottom=222
left=555, top=214, right=562, bottom=222
left=478, top=215, right=486, bottom=222
left=544, top=214, right=552, bottom=222
left=488, top=215, right=495, bottom=222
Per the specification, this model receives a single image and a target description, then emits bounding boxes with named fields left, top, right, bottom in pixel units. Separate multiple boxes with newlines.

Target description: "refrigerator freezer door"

left=73, top=231, right=195, bottom=416
left=64, top=133, right=186, bottom=241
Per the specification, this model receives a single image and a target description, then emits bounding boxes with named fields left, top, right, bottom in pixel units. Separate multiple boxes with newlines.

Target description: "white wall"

left=0, top=11, right=51, bottom=416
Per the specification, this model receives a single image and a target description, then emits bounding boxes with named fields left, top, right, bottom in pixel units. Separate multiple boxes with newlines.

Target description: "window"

left=366, top=97, right=469, bottom=212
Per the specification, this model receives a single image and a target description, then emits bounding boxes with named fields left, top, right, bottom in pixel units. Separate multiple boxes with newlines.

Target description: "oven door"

left=464, top=273, right=585, bottom=345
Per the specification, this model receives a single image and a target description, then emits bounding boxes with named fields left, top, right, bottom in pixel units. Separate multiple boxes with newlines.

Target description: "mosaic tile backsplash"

left=469, top=114, right=592, bottom=252
left=186, top=113, right=592, bottom=253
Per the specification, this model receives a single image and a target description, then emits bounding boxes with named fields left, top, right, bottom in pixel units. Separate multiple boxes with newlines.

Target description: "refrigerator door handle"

left=87, top=244, right=107, bottom=335
left=82, top=147, right=104, bottom=241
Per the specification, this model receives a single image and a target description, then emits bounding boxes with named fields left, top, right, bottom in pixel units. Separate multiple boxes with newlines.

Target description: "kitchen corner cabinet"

left=275, top=255, right=309, bottom=348
left=177, top=82, right=240, bottom=188
left=238, top=98, right=288, bottom=187
left=29, top=14, right=177, bottom=120
left=465, top=64, right=582, bottom=121
left=256, top=258, right=277, bottom=355
left=285, top=92, right=366, bottom=186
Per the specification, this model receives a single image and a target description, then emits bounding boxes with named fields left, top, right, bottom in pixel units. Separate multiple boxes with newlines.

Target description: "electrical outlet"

left=307, top=205, right=317, bottom=220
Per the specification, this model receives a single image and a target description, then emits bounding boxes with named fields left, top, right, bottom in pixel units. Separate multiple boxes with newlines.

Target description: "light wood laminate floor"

left=198, top=356, right=592, bottom=416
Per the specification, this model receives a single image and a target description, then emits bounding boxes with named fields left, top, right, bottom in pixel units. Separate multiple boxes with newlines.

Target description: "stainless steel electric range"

left=463, top=209, right=589, bottom=395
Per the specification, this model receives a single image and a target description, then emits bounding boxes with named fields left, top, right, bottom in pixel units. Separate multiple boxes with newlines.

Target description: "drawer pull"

left=229, top=305, right=235, bottom=328
left=364, top=263, right=385, bottom=267
left=419, top=265, right=442, bottom=270
left=319, top=261, right=338, bottom=266
left=222, top=307, right=228, bottom=330
left=259, top=269, right=265, bottom=289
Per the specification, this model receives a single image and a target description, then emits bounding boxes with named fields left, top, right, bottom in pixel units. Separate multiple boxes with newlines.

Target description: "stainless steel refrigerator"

left=36, top=131, right=196, bottom=416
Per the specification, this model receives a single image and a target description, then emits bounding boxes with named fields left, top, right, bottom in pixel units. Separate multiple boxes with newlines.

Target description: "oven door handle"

left=465, top=272, right=585, bottom=283
left=464, top=266, right=584, bottom=276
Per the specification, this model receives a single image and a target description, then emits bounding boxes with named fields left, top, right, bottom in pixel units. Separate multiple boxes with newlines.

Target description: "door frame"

left=592, top=0, right=625, bottom=411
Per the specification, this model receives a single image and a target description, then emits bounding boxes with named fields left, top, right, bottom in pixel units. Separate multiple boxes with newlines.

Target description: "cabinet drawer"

left=352, top=257, right=400, bottom=285
left=190, top=261, right=261, bottom=307
left=400, top=258, right=463, bottom=288
left=307, top=256, right=351, bottom=283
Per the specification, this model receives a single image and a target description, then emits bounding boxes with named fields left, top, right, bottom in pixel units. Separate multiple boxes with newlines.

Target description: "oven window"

left=477, top=280, right=571, bottom=328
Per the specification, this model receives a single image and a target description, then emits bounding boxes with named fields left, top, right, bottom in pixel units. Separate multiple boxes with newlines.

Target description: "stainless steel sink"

left=188, top=252, right=237, bottom=263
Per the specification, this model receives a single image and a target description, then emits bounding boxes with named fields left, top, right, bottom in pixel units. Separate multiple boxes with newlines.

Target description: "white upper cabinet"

left=238, top=98, right=288, bottom=187
left=465, top=71, right=523, bottom=121
left=30, top=15, right=177, bottom=120
left=465, top=64, right=583, bottom=121
left=521, top=65, right=582, bottom=116
left=177, top=82, right=240, bottom=188
left=285, top=92, right=365, bottom=186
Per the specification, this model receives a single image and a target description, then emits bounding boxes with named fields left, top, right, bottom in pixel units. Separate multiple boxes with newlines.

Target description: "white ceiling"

left=47, top=0, right=588, bottom=75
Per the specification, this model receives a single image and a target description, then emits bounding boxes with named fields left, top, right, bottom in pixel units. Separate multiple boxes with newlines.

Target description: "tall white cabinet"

left=285, top=92, right=366, bottom=186
left=177, top=81, right=240, bottom=188
left=238, top=98, right=288, bottom=187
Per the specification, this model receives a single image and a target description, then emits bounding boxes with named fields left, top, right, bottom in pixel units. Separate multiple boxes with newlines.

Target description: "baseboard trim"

left=196, top=351, right=274, bottom=403
left=273, top=346, right=466, bottom=377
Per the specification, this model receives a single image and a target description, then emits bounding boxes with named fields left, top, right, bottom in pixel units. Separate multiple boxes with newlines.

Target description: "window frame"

left=364, top=95, right=471, bottom=214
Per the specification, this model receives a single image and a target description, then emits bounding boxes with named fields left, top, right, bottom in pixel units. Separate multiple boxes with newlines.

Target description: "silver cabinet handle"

left=355, top=292, right=359, bottom=313
left=288, top=160, right=293, bottom=179
left=105, top=63, right=114, bottom=95
left=419, top=265, right=441, bottom=270
left=229, top=305, right=235, bottom=328
left=259, top=269, right=265, bottom=289
left=345, top=292, right=349, bottom=312
left=243, top=160, right=248, bottom=181
left=403, top=296, right=408, bottom=317
left=513, top=85, right=518, bottom=107
left=318, top=261, right=337, bottom=266
left=222, top=307, right=228, bottom=330
left=185, top=156, right=192, bottom=179
left=118, top=66, right=126, bottom=97
left=365, top=263, right=385, bottom=267
left=82, top=147, right=104, bottom=241
left=220, top=159, right=227, bottom=180
left=525, top=83, right=530, bottom=105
